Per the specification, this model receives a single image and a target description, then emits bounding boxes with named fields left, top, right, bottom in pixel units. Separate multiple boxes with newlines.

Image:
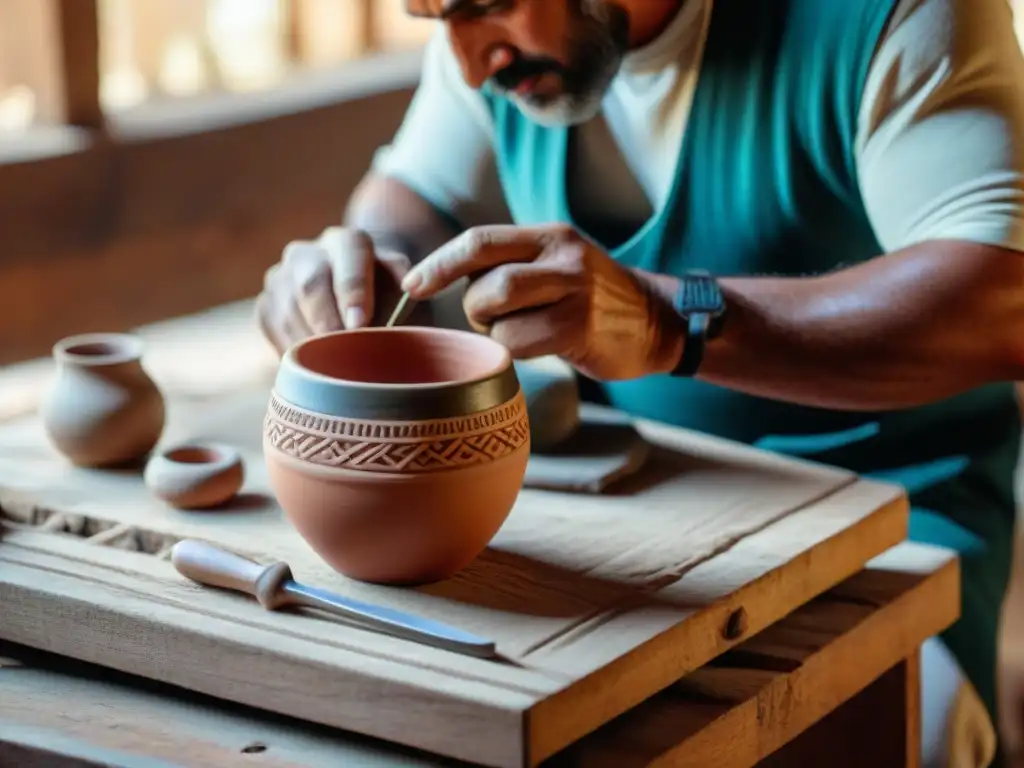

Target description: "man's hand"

left=401, top=224, right=685, bottom=380
left=256, top=226, right=413, bottom=355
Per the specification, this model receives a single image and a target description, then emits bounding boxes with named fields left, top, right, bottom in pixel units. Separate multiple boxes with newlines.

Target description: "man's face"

left=406, top=0, right=630, bottom=126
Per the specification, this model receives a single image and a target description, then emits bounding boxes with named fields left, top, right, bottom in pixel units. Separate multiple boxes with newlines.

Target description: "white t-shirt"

left=373, top=0, right=1024, bottom=256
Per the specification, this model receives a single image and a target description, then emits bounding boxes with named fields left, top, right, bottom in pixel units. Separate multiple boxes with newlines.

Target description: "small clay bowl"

left=144, top=443, right=244, bottom=510
left=263, top=327, right=530, bottom=585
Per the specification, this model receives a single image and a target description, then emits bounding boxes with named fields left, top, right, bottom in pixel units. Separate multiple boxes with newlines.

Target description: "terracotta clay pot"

left=144, top=443, right=244, bottom=509
left=41, top=333, right=165, bottom=468
left=263, top=327, right=530, bottom=585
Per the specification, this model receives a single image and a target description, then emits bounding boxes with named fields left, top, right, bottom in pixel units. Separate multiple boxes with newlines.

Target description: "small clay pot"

left=263, top=327, right=530, bottom=585
left=41, top=333, right=165, bottom=468
left=144, top=443, right=244, bottom=509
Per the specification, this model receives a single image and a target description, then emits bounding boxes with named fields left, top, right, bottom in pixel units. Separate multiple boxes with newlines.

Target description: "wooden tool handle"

left=170, top=539, right=293, bottom=610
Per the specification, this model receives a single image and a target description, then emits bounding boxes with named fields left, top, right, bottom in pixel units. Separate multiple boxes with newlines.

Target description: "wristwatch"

left=669, top=270, right=727, bottom=377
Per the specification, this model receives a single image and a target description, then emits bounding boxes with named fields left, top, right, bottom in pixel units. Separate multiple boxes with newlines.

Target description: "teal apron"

left=481, top=0, right=1020, bottom=759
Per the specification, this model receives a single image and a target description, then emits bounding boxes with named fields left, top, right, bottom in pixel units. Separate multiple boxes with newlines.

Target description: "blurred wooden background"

left=0, top=0, right=431, bottom=364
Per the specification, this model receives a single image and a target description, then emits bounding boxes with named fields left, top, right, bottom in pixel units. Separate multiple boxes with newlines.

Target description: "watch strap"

left=670, top=270, right=725, bottom=377
left=672, top=312, right=711, bottom=377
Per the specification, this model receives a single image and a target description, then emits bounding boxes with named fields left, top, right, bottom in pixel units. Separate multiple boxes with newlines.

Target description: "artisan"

left=257, top=1, right=1024, bottom=763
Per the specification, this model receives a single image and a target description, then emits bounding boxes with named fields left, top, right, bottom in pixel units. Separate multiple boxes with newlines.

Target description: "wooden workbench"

left=0, top=542, right=956, bottom=767
left=0, top=302, right=960, bottom=767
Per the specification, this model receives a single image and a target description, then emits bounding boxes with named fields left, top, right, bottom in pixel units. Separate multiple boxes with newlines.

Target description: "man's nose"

left=447, top=26, right=513, bottom=89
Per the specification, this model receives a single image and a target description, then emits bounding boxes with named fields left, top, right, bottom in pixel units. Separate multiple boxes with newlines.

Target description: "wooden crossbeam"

left=54, top=0, right=104, bottom=130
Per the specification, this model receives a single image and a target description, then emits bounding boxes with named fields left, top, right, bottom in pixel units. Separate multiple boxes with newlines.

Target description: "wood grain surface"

left=0, top=542, right=958, bottom=768
left=0, top=303, right=912, bottom=767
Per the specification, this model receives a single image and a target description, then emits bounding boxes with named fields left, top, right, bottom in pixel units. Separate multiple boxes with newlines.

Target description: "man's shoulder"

left=855, top=0, right=1024, bottom=253
left=418, top=27, right=496, bottom=136
left=858, top=0, right=1024, bottom=149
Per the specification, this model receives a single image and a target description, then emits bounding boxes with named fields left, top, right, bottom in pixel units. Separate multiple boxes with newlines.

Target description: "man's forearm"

left=344, top=172, right=462, bottom=263
left=665, top=240, right=1024, bottom=411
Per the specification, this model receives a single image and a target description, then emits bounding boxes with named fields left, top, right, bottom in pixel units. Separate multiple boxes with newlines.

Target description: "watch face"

left=676, top=275, right=725, bottom=316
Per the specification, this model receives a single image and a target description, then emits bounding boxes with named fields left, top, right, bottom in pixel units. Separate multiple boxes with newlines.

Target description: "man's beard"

left=489, top=1, right=629, bottom=127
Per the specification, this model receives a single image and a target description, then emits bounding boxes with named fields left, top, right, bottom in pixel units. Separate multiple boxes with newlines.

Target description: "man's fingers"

left=487, top=296, right=588, bottom=360
left=255, top=292, right=288, bottom=355
left=263, top=262, right=282, bottom=291
left=321, top=227, right=376, bottom=329
left=279, top=308, right=314, bottom=349
left=284, top=241, right=344, bottom=334
left=462, top=262, right=582, bottom=327
left=259, top=259, right=316, bottom=354
left=261, top=226, right=407, bottom=348
left=256, top=289, right=314, bottom=356
left=402, top=225, right=562, bottom=298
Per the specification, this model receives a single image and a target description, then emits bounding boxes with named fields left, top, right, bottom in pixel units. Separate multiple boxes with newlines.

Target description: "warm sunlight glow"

left=97, top=0, right=288, bottom=111
left=0, top=84, right=36, bottom=131
left=2, top=0, right=433, bottom=130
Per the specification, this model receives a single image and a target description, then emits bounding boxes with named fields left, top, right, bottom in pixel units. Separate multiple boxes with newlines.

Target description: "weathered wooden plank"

left=525, top=478, right=909, bottom=762
left=0, top=723, right=179, bottom=768
left=0, top=205, right=330, bottom=364
left=0, top=61, right=419, bottom=259
left=54, top=0, right=104, bottom=130
left=0, top=468, right=907, bottom=767
left=0, top=543, right=956, bottom=768
left=760, top=656, right=921, bottom=768
left=550, top=542, right=957, bottom=767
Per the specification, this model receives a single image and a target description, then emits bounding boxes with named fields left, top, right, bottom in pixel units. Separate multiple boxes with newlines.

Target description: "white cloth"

left=373, top=0, right=1024, bottom=256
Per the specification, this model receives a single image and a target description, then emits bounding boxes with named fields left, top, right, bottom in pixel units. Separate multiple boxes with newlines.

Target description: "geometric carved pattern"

left=263, top=391, right=530, bottom=473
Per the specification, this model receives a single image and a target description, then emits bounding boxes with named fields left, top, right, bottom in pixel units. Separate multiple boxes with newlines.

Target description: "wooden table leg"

left=758, top=651, right=921, bottom=768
